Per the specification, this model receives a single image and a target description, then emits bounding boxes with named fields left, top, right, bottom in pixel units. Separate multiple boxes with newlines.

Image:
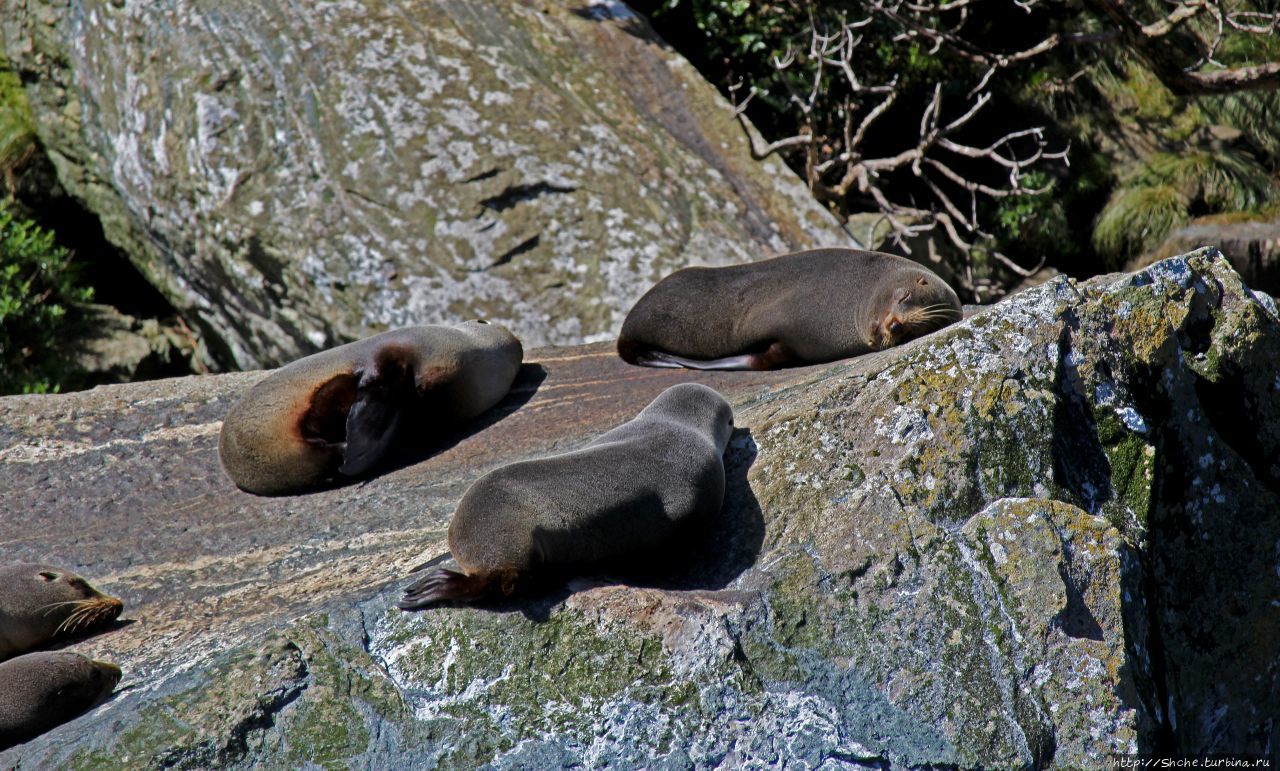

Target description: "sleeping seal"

left=617, top=248, right=962, bottom=370
left=0, top=651, right=121, bottom=749
left=399, top=383, right=734, bottom=607
left=219, top=321, right=523, bottom=495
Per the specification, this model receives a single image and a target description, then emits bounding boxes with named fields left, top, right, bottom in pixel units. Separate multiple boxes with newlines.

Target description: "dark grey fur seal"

left=399, top=382, right=734, bottom=607
left=0, top=651, right=121, bottom=749
left=617, top=248, right=963, bottom=370
left=0, top=564, right=124, bottom=661
left=219, top=321, right=523, bottom=495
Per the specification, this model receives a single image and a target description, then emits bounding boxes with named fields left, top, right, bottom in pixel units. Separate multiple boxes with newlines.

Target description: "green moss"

left=275, top=618, right=409, bottom=767
left=282, top=698, right=366, bottom=769
left=737, top=635, right=805, bottom=683
left=387, top=604, right=686, bottom=744
left=64, top=616, right=422, bottom=769
left=68, top=636, right=309, bottom=770
left=768, top=552, right=825, bottom=650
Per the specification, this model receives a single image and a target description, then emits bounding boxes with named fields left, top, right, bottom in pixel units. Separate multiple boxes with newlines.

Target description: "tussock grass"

left=1093, top=183, right=1189, bottom=261
left=1093, top=147, right=1275, bottom=264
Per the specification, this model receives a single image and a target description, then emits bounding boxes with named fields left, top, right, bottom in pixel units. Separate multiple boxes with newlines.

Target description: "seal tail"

left=397, top=568, right=494, bottom=609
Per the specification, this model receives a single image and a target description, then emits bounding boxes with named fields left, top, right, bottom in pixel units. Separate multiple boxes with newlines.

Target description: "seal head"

left=0, top=651, right=121, bottom=749
left=0, top=564, right=124, bottom=661
left=864, top=265, right=963, bottom=351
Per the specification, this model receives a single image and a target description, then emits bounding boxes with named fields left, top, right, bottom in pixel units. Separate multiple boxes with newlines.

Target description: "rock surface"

left=1133, top=216, right=1280, bottom=296
left=1, top=0, right=850, bottom=370
left=64, top=303, right=201, bottom=389
left=1, top=248, right=1277, bottom=767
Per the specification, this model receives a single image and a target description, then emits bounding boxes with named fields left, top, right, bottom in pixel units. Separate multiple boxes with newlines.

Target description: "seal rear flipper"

left=339, top=388, right=405, bottom=476
left=397, top=569, right=493, bottom=609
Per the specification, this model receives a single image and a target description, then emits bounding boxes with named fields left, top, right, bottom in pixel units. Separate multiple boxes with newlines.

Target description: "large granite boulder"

left=0, top=248, right=1275, bottom=766
left=0, top=0, right=850, bottom=370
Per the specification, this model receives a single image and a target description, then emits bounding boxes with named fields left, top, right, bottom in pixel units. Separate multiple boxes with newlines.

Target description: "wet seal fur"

left=0, top=651, right=121, bottom=749
left=617, top=248, right=963, bottom=370
left=399, top=382, right=734, bottom=607
left=0, top=565, right=124, bottom=661
left=219, top=321, right=523, bottom=495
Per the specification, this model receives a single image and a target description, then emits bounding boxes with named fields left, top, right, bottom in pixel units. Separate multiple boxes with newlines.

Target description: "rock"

left=1132, top=216, right=1280, bottom=296
left=0, top=248, right=1276, bottom=766
left=63, top=303, right=200, bottom=388
left=1, top=0, right=851, bottom=371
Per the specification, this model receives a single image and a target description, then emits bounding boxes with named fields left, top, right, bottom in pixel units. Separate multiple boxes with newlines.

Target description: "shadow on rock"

left=38, top=618, right=138, bottom=655
left=628, top=426, right=765, bottom=591
left=373, top=362, right=548, bottom=474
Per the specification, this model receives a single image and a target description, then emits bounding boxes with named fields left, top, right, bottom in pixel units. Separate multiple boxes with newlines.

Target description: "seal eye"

left=476, top=319, right=490, bottom=325
left=39, top=571, right=58, bottom=581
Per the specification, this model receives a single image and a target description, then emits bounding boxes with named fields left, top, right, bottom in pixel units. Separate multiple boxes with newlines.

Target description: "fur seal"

left=617, top=248, right=963, bottom=370
left=0, top=564, right=124, bottom=661
left=399, top=382, right=734, bottom=608
left=0, top=651, right=121, bottom=749
left=219, top=321, right=524, bottom=495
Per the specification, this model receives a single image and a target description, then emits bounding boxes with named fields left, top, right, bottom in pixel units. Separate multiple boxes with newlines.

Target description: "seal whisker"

left=38, top=600, right=90, bottom=616
left=55, top=606, right=94, bottom=635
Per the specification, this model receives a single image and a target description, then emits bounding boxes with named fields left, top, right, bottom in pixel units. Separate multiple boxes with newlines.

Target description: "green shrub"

left=0, top=202, right=93, bottom=394
left=0, top=55, right=39, bottom=190
left=1092, top=148, right=1274, bottom=265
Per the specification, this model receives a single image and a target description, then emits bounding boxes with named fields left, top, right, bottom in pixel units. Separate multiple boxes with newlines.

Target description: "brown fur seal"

left=617, top=248, right=963, bottom=370
left=219, top=321, right=524, bottom=495
left=0, top=651, right=121, bottom=749
left=0, top=564, right=124, bottom=661
left=399, top=382, right=734, bottom=608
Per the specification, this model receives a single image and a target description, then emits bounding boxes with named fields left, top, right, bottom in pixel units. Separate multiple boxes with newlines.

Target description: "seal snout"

left=95, top=660, right=123, bottom=691
left=50, top=594, right=125, bottom=636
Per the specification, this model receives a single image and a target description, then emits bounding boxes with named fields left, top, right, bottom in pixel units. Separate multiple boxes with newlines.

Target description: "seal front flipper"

left=340, top=349, right=419, bottom=476
left=339, top=382, right=406, bottom=476
left=636, top=341, right=792, bottom=371
left=397, top=569, right=494, bottom=609
left=635, top=350, right=759, bottom=371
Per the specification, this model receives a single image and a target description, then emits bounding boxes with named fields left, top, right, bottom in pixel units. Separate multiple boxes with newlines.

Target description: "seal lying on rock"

left=219, top=321, right=524, bottom=495
left=617, top=248, right=963, bottom=370
left=0, top=651, right=121, bottom=749
left=399, top=383, right=734, bottom=608
left=0, top=564, right=124, bottom=661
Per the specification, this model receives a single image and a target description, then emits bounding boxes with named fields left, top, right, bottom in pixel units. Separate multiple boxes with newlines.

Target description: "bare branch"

left=1083, top=0, right=1280, bottom=94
